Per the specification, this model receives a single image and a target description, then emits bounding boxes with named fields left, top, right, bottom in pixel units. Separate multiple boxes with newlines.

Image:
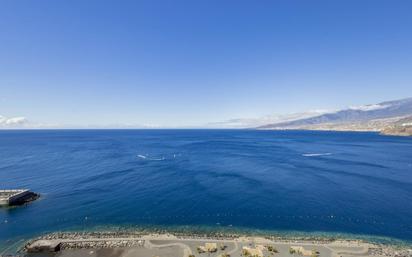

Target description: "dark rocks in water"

left=10, top=192, right=40, bottom=206
left=0, top=190, right=40, bottom=207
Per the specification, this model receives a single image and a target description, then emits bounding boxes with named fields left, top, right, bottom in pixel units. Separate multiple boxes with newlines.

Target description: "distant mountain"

left=208, top=110, right=329, bottom=128
left=258, top=97, right=412, bottom=135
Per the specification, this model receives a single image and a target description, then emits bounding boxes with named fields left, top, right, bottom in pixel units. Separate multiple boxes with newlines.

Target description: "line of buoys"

left=10, top=214, right=406, bottom=226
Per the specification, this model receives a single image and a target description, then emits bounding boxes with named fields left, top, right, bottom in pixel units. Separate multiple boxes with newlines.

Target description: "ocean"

left=1, top=129, right=412, bottom=250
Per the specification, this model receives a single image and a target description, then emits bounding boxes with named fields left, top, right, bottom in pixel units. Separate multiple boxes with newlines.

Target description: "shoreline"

left=21, top=230, right=412, bottom=257
left=3, top=226, right=412, bottom=254
left=6, top=224, right=412, bottom=246
left=257, top=128, right=412, bottom=137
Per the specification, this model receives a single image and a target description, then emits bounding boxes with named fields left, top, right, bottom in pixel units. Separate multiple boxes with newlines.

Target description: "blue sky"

left=1, top=0, right=411, bottom=127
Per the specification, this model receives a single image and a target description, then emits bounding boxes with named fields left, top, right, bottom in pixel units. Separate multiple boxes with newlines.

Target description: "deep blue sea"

left=1, top=130, right=412, bottom=250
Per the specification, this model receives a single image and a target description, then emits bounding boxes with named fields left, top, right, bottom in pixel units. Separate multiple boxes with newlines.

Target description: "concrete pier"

left=26, top=240, right=61, bottom=253
left=0, top=189, right=39, bottom=206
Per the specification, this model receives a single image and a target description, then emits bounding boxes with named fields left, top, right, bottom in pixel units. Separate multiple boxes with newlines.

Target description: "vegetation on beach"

left=241, top=249, right=249, bottom=256
left=197, top=246, right=205, bottom=254
left=267, top=245, right=278, bottom=253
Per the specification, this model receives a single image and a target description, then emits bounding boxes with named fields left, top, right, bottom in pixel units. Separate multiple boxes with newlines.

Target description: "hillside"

left=380, top=116, right=412, bottom=136
left=258, top=98, right=412, bottom=136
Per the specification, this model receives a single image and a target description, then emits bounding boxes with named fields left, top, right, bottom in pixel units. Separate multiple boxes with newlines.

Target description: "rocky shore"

left=34, top=231, right=147, bottom=241
left=60, top=240, right=144, bottom=250
left=369, top=245, right=412, bottom=257
left=21, top=230, right=412, bottom=257
left=29, top=230, right=350, bottom=244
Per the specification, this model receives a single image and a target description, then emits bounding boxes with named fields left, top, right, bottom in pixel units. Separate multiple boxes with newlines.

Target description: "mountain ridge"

left=257, top=97, right=412, bottom=136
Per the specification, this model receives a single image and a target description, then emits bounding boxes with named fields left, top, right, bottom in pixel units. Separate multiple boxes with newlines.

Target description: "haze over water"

left=1, top=130, right=412, bottom=246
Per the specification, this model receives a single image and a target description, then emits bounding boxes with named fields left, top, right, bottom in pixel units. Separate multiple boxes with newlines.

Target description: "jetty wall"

left=0, top=189, right=31, bottom=206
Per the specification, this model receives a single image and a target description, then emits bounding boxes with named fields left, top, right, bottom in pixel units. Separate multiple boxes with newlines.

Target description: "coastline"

left=19, top=229, right=412, bottom=257
left=0, top=227, right=412, bottom=257
left=257, top=128, right=412, bottom=137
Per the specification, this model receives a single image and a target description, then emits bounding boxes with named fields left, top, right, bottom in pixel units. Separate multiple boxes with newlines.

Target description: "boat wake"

left=137, top=154, right=165, bottom=161
left=302, top=153, right=332, bottom=157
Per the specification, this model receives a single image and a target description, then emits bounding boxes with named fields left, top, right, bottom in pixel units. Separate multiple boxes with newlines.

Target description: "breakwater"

left=0, top=190, right=39, bottom=206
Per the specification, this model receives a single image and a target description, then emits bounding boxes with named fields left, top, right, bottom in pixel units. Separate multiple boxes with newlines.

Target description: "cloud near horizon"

left=349, top=104, right=390, bottom=112
left=0, top=114, right=164, bottom=129
left=0, top=115, right=28, bottom=127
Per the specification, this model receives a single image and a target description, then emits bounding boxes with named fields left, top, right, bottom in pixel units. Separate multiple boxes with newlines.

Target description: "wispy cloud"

left=0, top=115, right=28, bottom=128
left=208, top=110, right=332, bottom=128
left=349, top=104, right=390, bottom=111
left=0, top=114, right=165, bottom=129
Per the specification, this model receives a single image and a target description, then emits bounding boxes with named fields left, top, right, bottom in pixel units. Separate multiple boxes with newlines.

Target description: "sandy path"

left=144, top=240, right=193, bottom=257
left=227, top=241, right=239, bottom=255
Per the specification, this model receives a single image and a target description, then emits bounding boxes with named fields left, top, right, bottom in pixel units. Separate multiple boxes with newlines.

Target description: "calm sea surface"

left=1, top=130, right=412, bottom=248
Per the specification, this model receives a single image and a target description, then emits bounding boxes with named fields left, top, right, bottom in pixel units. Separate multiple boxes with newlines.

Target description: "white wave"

left=137, top=154, right=165, bottom=161
left=149, top=157, right=165, bottom=161
left=302, top=153, right=332, bottom=157
left=172, top=153, right=182, bottom=158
